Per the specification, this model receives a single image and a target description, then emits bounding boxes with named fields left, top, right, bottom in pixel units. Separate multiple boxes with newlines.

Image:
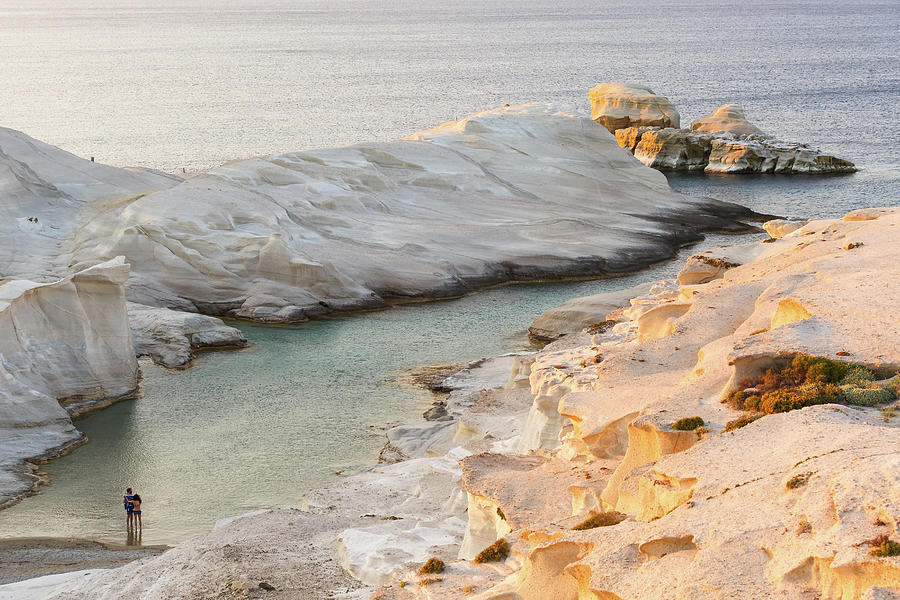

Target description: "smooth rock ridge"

left=3, top=104, right=761, bottom=323
left=0, top=258, right=138, bottom=509
left=690, top=103, right=766, bottom=137
left=589, top=82, right=680, bottom=132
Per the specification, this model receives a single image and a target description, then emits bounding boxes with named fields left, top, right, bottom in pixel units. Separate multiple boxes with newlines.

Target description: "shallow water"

left=0, top=237, right=736, bottom=545
left=0, top=0, right=898, bottom=546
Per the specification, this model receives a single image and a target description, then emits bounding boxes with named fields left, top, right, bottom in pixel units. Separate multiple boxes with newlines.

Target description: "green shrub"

left=869, top=535, right=900, bottom=557
left=572, top=511, right=626, bottom=530
left=418, top=557, right=445, bottom=575
left=724, top=355, right=897, bottom=415
left=473, top=538, right=510, bottom=564
left=672, top=416, right=704, bottom=431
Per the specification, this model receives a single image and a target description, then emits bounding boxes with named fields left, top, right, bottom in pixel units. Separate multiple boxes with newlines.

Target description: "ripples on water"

left=0, top=0, right=897, bottom=545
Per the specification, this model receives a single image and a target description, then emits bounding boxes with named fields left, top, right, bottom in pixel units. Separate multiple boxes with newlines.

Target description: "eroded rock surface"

left=371, top=207, right=900, bottom=599
left=589, top=82, right=680, bottom=132
left=690, top=103, right=766, bottom=137
left=2, top=105, right=759, bottom=323
left=0, top=258, right=138, bottom=508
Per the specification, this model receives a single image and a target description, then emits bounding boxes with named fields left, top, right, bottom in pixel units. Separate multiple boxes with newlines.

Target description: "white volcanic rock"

left=53, top=104, right=754, bottom=322
left=690, top=103, right=766, bottom=137
left=126, top=303, right=247, bottom=368
left=0, top=126, right=180, bottom=283
left=0, top=258, right=138, bottom=508
left=617, top=125, right=856, bottom=174
left=2, top=107, right=758, bottom=323
left=589, top=83, right=680, bottom=132
left=374, top=207, right=900, bottom=599
left=528, top=282, right=652, bottom=342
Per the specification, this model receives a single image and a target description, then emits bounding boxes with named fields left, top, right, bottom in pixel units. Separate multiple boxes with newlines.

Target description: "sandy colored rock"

left=588, top=82, right=680, bottom=132
left=690, top=103, right=766, bottom=137
left=528, top=282, right=652, bottom=342
left=764, top=218, right=810, bottom=238
left=375, top=207, right=900, bottom=600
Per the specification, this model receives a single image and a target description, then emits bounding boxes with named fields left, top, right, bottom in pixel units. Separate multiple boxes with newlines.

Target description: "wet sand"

left=0, top=537, right=167, bottom=585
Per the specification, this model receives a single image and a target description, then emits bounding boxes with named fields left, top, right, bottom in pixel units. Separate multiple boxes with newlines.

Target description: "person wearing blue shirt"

left=123, top=487, right=135, bottom=528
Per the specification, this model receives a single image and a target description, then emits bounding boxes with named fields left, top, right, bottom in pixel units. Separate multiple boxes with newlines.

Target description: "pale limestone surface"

left=126, top=302, right=247, bottom=368
left=2, top=106, right=758, bottom=324
left=0, top=258, right=138, bottom=508
left=690, top=103, right=766, bottom=137
left=372, top=207, right=900, bottom=599
left=527, top=282, right=651, bottom=342
left=588, top=83, right=680, bottom=132
left=0, top=127, right=180, bottom=283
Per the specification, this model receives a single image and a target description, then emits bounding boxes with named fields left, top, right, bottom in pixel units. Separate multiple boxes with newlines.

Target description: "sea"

left=0, top=0, right=897, bottom=545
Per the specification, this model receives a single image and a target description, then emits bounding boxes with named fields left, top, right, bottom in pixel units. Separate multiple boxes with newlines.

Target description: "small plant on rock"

left=418, top=557, right=445, bottom=575
left=786, top=472, right=813, bottom=490
left=572, top=511, right=626, bottom=530
left=724, top=414, right=762, bottom=432
left=868, top=534, right=900, bottom=557
left=672, top=416, right=704, bottom=431
left=585, top=320, right=617, bottom=335
left=473, top=538, right=510, bottom=564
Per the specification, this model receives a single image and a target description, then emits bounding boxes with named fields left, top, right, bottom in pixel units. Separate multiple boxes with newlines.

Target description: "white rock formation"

left=589, top=83, right=680, bottom=132
left=0, top=258, right=138, bottom=508
left=2, top=104, right=759, bottom=323
left=690, top=103, right=766, bottom=137
left=0, top=126, right=180, bottom=283
left=126, top=303, right=247, bottom=368
left=7, top=208, right=900, bottom=600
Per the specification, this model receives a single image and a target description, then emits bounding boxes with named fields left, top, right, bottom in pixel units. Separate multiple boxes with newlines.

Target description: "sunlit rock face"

left=690, top=104, right=765, bottom=137
left=617, top=126, right=856, bottom=174
left=1, top=104, right=760, bottom=323
left=0, top=259, right=138, bottom=509
left=589, top=82, right=681, bottom=132
left=596, top=87, right=856, bottom=174
left=371, top=208, right=900, bottom=600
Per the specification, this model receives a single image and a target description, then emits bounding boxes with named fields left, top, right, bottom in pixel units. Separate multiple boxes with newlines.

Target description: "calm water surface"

left=0, top=0, right=897, bottom=545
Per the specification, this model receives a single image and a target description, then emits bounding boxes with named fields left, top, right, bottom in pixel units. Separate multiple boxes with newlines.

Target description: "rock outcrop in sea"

left=592, top=84, right=857, bottom=174
left=0, top=105, right=763, bottom=324
left=21, top=207, right=899, bottom=600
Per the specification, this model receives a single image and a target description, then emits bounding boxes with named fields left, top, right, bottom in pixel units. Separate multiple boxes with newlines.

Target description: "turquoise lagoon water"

left=0, top=241, right=733, bottom=546
left=0, top=0, right=897, bottom=546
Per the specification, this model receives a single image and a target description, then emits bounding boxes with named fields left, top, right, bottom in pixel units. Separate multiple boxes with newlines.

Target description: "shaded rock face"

left=617, top=126, right=857, bottom=174
left=589, top=82, right=680, bottom=132
left=2, top=104, right=761, bottom=324
left=0, top=259, right=138, bottom=509
left=690, top=104, right=765, bottom=137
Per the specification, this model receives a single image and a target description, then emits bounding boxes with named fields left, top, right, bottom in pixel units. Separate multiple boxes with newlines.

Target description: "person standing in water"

left=131, top=494, right=143, bottom=529
left=123, top=488, right=135, bottom=528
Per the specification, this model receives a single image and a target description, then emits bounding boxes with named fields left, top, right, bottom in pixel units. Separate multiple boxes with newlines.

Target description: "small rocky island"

left=590, top=82, right=857, bottom=174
